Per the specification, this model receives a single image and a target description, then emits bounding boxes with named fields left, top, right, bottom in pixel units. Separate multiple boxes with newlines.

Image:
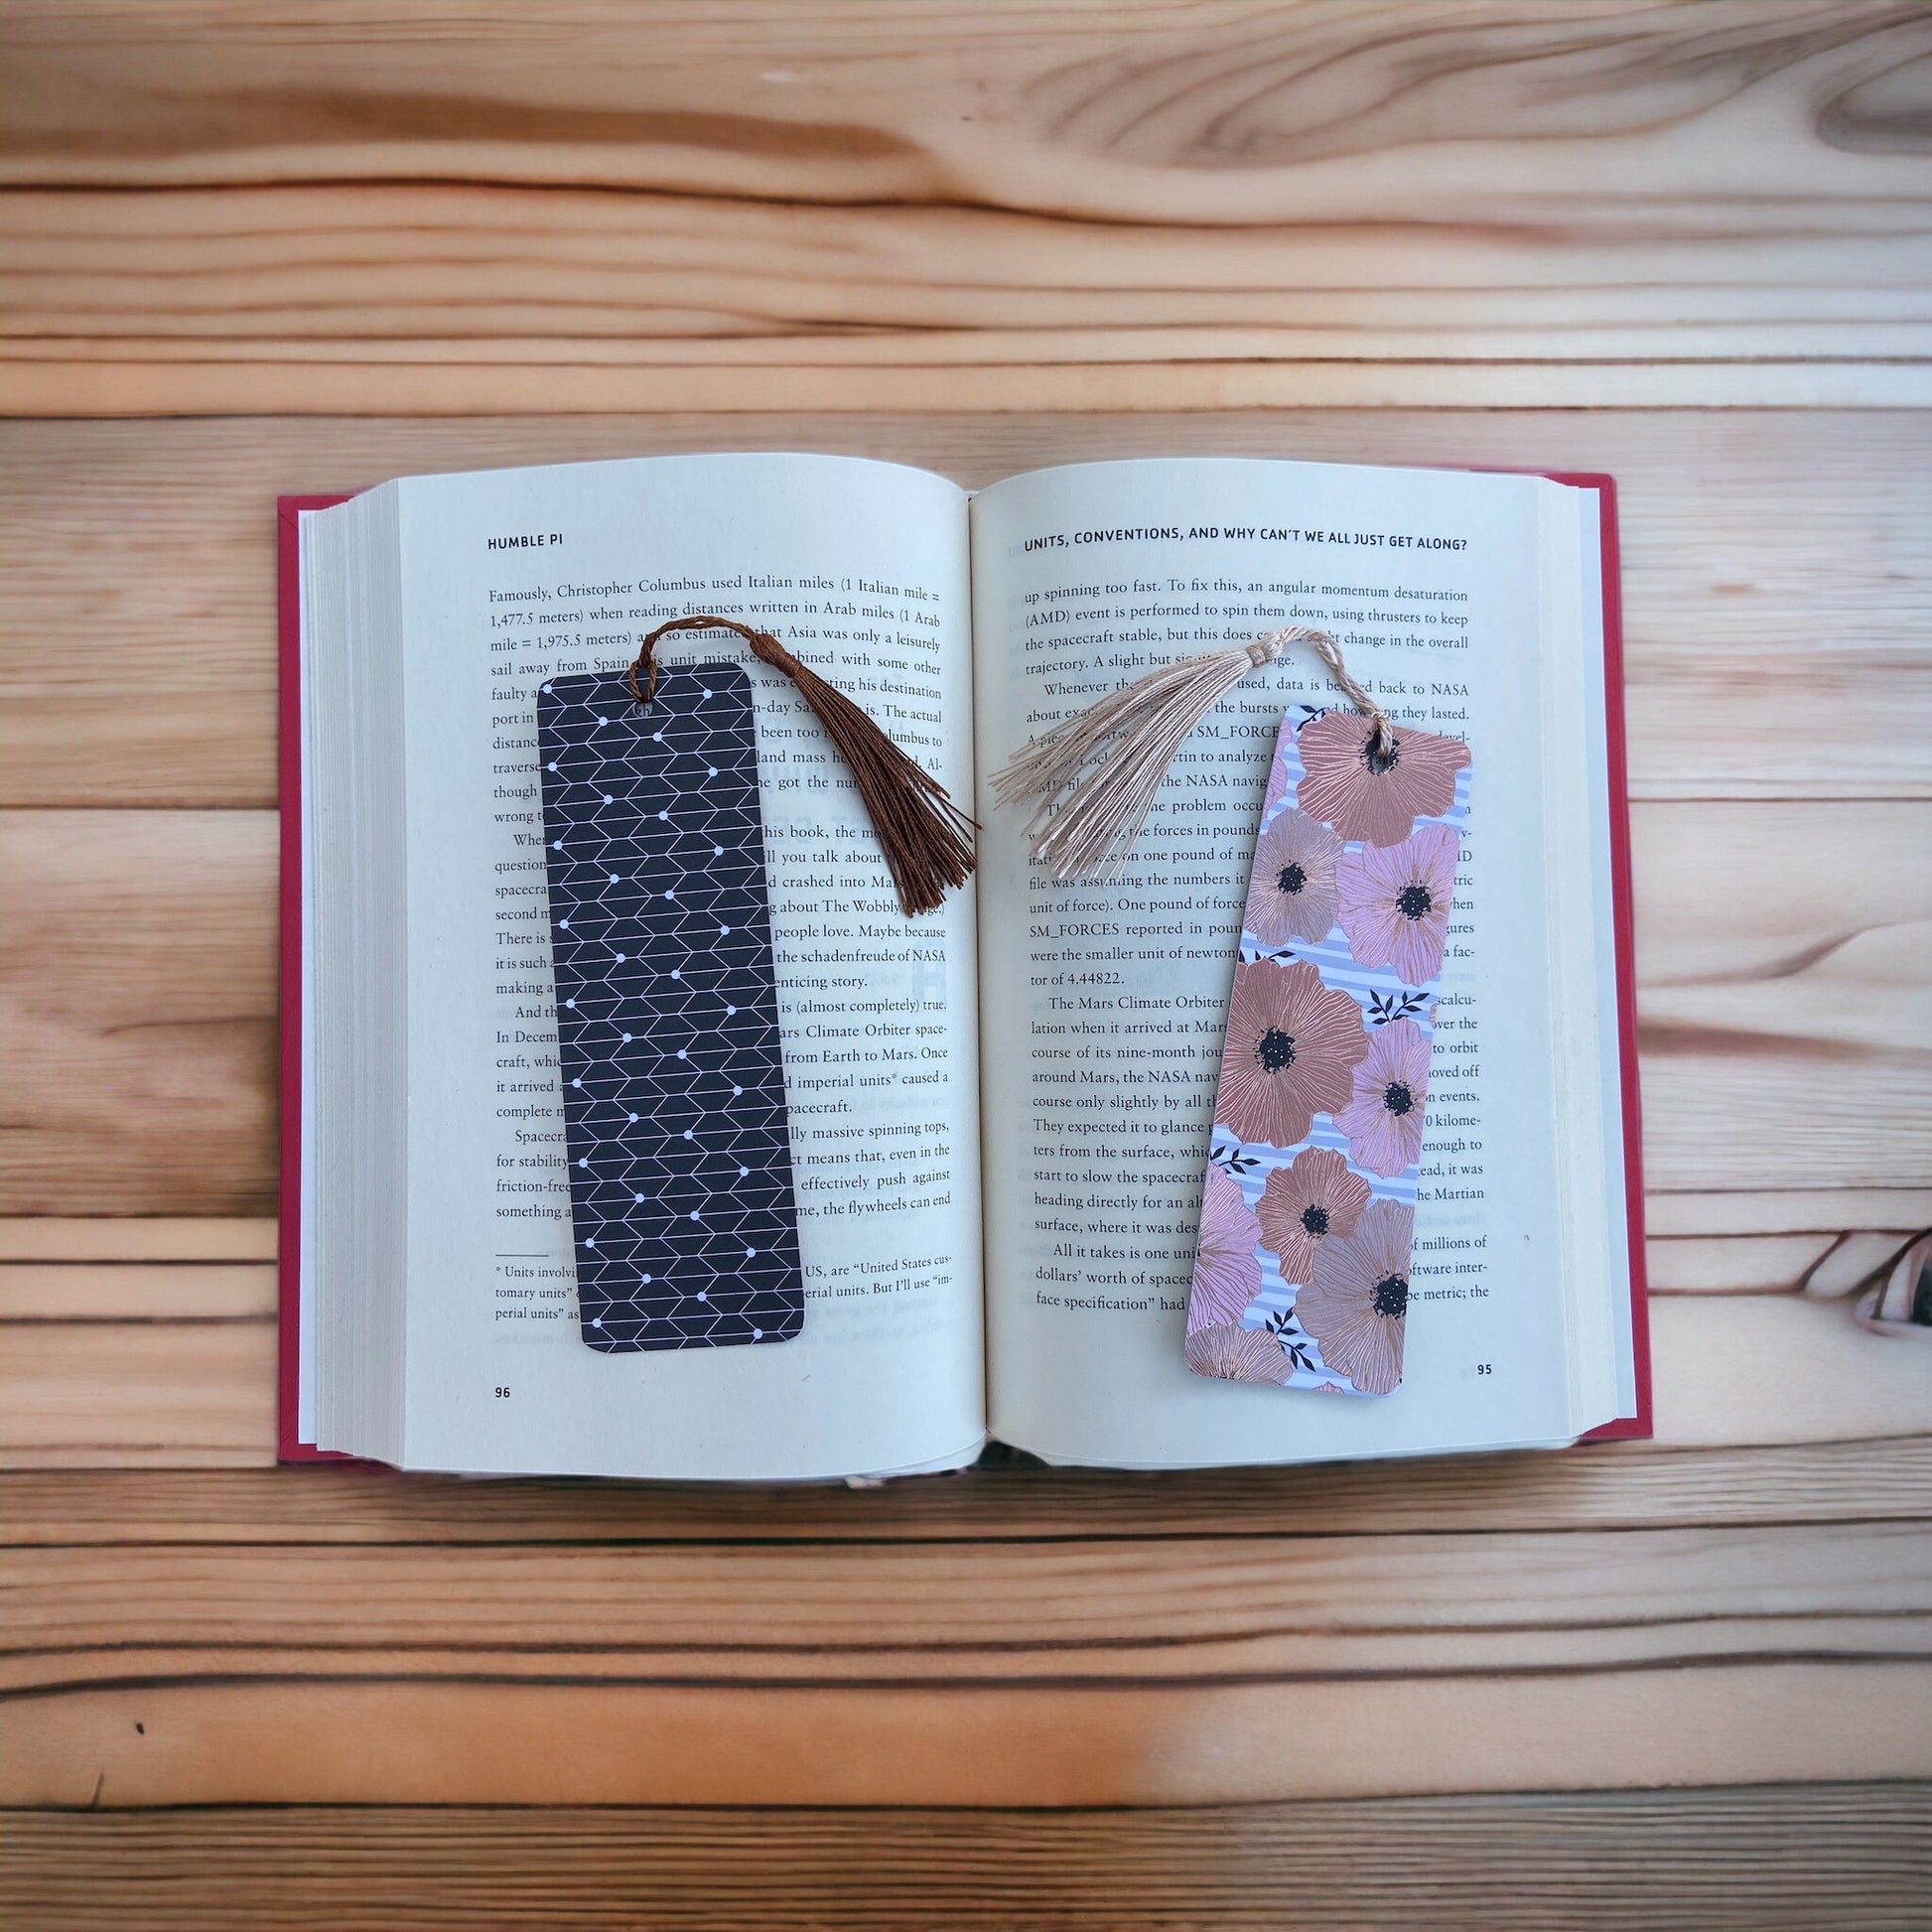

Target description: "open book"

left=282, top=452, right=1648, bottom=1478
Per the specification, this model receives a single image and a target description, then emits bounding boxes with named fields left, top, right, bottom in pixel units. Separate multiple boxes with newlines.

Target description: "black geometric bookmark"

left=537, top=662, right=804, bottom=1352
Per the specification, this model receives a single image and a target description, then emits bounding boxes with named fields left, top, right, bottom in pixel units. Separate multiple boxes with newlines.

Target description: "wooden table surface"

left=3, top=3, right=1931, bottom=1924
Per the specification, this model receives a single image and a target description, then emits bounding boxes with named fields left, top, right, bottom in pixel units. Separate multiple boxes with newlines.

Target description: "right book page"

left=970, top=458, right=1633, bottom=1467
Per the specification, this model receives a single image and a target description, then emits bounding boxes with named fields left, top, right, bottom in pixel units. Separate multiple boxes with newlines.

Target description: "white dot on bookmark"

left=682, top=1129, right=694, bottom=1141
left=738, top=1165, right=750, bottom=1177
left=615, top=952, right=626, bottom=964
left=665, top=887, right=676, bottom=899
left=701, top=687, right=713, bottom=700
left=732, top=1084, right=744, bottom=1097
left=688, top=1209, right=701, bottom=1222
left=753, top=1327, right=763, bottom=1340
left=591, top=1316, right=603, bottom=1327
left=696, top=1289, right=708, bottom=1302
left=559, top=918, right=570, bottom=930
left=552, top=839, right=563, bottom=851
left=626, top=1111, right=639, bottom=1123
left=707, top=765, right=718, bottom=777
left=621, top=1031, right=632, bottom=1043
left=713, top=845, right=724, bottom=857
left=584, top=1236, right=596, bottom=1248
left=671, top=968, right=682, bottom=980
left=542, top=683, right=553, bottom=694
left=676, top=1047, right=687, bottom=1059
left=719, top=923, right=731, bottom=936
left=640, top=1273, right=652, bottom=1285
left=632, top=1191, right=644, bottom=1203
left=546, top=761, right=557, bottom=772
left=745, top=1245, right=757, bottom=1259
left=726, top=1004, right=737, bottom=1017
left=564, top=998, right=576, bottom=1009
left=571, top=1077, right=582, bottom=1089
left=652, top=731, right=663, bottom=744
left=577, top=1157, right=588, bottom=1169
left=657, top=809, right=669, bottom=823
left=602, top=793, right=614, bottom=805
left=597, top=715, right=609, bottom=727
left=608, top=872, right=620, bottom=885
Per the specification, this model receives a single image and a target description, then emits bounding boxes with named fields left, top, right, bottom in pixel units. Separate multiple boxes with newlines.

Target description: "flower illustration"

left=1216, top=960, right=1369, bottom=1150
left=1297, top=711, right=1470, bottom=849
left=1337, top=821, right=1459, bottom=985
left=1257, top=1146, right=1370, bottom=1286
left=1334, top=1018, right=1432, bottom=1177
left=1244, top=807, right=1343, bottom=948
left=1294, top=1197, right=1414, bottom=1396
left=1190, top=1163, right=1264, bottom=1331
left=1185, top=1321, right=1294, bottom=1386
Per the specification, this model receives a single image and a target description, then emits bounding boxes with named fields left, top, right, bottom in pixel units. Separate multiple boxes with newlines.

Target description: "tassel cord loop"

left=628, top=615, right=975, bottom=920
left=990, top=623, right=1392, bottom=884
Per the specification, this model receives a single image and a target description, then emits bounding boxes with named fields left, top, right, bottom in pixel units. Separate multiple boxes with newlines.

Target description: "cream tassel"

left=991, top=625, right=1390, bottom=883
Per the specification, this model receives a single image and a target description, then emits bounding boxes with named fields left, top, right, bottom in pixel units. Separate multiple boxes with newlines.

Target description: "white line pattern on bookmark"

left=538, top=663, right=804, bottom=1352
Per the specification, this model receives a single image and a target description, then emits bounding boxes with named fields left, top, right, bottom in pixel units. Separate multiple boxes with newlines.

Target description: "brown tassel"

left=628, top=615, right=975, bottom=919
left=991, top=625, right=1390, bottom=883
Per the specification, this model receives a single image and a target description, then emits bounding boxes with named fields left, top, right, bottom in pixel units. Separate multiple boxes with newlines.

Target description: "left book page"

left=296, top=453, right=986, bottom=1479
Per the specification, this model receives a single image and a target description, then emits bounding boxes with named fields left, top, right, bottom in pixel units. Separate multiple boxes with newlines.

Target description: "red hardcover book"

left=278, top=459, right=1648, bottom=1470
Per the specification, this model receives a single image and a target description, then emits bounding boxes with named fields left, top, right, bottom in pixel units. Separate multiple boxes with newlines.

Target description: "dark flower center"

left=1382, top=1080, right=1414, bottom=1116
left=1361, top=734, right=1402, bottom=777
left=1276, top=861, right=1308, bottom=897
left=1255, top=1028, right=1297, bottom=1072
left=1371, top=1273, right=1409, bottom=1319
left=1301, top=1204, right=1330, bottom=1237
left=1396, top=884, right=1433, bottom=919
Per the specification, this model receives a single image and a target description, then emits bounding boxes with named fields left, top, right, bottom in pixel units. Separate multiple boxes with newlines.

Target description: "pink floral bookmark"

left=1186, top=708, right=1471, bottom=1396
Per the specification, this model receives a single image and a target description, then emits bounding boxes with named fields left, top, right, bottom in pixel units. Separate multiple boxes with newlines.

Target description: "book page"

left=971, top=458, right=1608, bottom=1466
left=371, top=454, right=983, bottom=1477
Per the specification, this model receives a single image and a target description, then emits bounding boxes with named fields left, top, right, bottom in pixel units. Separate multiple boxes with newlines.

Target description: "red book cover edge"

left=274, top=472, right=1652, bottom=1462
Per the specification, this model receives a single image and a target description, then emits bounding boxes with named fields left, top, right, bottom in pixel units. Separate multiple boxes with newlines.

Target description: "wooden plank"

left=0, top=1218, right=276, bottom=1262
left=1651, top=1294, right=1932, bottom=1448
left=1647, top=1188, right=1932, bottom=1236
left=8, top=356, right=1932, bottom=418
left=2, top=1517, right=1925, bottom=1682
left=0, top=1, right=1927, bottom=420
left=0, top=811, right=276, bottom=1216
left=0, top=1292, right=1919, bottom=1471
left=3, top=1788, right=1929, bottom=1931
left=5, top=1663, right=1931, bottom=1806
left=0, top=1264, right=274, bottom=1320
left=1645, top=1235, right=1835, bottom=1295
left=0, top=1321, right=274, bottom=1469
left=6, top=1438, right=1932, bottom=1546
left=5, top=801, right=1927, bottom=1213
left=2, top=411, right=1929, bottom=809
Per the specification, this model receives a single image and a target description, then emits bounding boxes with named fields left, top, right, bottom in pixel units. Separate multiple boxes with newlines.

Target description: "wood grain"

left=6, top=1519, right=1927, bottom=1683
left=0, top=1219, right=277, bottom=1262
left=8, top=1665, right=1932, bottom=1806
left=0, top=1, right=1928, bottom=413
left=0, top=1264, right=274, bottom=1320
left=4, top=1789, right=1929, bottom=1931
left=2, top=412, right=1928, bottom=809
left=2, top=0, right=1929, bottom=1879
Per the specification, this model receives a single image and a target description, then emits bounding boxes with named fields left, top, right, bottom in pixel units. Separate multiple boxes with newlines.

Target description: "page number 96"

left=494, top=1385, right=511, bottom=1398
